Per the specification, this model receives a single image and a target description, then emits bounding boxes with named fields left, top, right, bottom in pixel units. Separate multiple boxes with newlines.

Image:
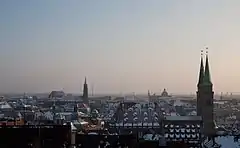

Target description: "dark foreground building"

left=0, top=125, right=71, bottom=148
left=0, top=124, right=198, bottom=148
left=76, top=134, right=137, bottom=148
left=75, top=134, right=193, bottom=148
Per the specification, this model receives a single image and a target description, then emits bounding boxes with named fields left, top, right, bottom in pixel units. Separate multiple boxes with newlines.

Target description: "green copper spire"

left=203, top=50, right=212, bottom=85
left=197, top=50, right=205, bottom=87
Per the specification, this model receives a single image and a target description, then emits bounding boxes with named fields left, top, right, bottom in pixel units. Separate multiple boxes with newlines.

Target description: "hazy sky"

left=0, top=1, right=240, bottom=94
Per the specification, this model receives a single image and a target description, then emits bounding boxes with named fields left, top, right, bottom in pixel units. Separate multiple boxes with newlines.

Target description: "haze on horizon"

left=0, top=1, right=240, bottom=94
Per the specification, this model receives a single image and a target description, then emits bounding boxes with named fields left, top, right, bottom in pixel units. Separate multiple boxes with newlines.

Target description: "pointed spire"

left=84, top=76, right=87, bottom=84
left=197, top=50, right=205, bottom=87
left=83, top=76, right=88, bottom=104
left=203, top=48, right=212, bottom=85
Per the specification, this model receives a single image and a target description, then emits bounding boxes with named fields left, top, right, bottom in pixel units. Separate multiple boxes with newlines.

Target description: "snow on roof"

left=165, top=116, right=202, bottom=121
left=77, top=103, right=89, bottom=108
left=88, top=132, right=98, bottom=135
left=80, top=121, right=88, bottom=125
left=0, top=102, right=12, bottom=109
left=143, top=134, right=162, bottom=140
left=49, top=91, right=65, bottom=98
left=70, top=122, right=77, bottom=131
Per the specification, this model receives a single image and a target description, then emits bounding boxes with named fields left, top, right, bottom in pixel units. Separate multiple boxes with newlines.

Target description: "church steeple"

left=197, top=50, right=205, bottom=87
left=148, top=90, right=150, bottom=97
left=203, top=49, right=212, bottom=86
left=196, top=47, right=215, bottom=137
left=83, top=77, right=88, bottom=104
left=84, top=77, right=87, bottom=84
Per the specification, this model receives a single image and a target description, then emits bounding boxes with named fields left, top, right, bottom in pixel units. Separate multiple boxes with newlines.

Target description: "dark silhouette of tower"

left=197, top=50, right=215, bottom=137
left=82, top=77, right=89, bottom=105
left=197, top=51, right=205, bottom=116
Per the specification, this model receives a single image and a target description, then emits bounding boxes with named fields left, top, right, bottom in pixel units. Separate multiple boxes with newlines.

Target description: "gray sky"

left=0, top=0, right=240, bottom=94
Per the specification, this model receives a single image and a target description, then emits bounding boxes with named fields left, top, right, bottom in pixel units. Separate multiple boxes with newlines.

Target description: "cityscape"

left=0, top=50, right=238, bottom=147
left=1, top=1, right=240, bottom=148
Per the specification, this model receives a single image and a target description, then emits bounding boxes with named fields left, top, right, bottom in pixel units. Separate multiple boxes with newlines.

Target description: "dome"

left=161, top=88, right=169, bottom=97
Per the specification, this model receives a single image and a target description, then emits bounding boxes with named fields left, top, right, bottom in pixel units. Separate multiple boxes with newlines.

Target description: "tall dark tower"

left=197, top=51, right=205, bottom=116
left=83, top=77, right=89, bottom=104
left=197, top=49, right=215, bottom=137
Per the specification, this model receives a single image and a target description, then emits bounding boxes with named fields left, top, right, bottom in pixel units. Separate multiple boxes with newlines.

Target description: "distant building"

left=148, top=89, right=172, bottom=102
left=161, top=88, right=170, bottom=97
left=0, top=101, right=12, bottom=111
left=77, top=103, right=90, bottom=114
left=0, top=111, right=24, bottom=125
left=82, top=77, right=89, bottom=105
left=49, top=91, right=65, bottom=99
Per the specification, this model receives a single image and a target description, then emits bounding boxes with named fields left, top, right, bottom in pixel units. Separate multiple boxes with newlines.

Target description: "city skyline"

left=1, top=1, right=240, bottom=94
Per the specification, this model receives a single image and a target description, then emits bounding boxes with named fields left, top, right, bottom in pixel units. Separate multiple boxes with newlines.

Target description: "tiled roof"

left=49, top=91, right=65, bottom=98
left=165, top=116, right=202, bottom=121
left=0, top=102, right=12, bottom=109
left=112, top=102, right=163, bottom=124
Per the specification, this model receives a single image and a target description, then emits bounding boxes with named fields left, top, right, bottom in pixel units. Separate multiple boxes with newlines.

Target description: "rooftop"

left=165, top=116, right=202, bottom=121
left=0, top=102, right=12, bottom=109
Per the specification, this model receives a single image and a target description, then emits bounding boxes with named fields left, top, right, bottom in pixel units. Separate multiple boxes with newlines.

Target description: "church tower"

left=197, top=51, right=205, bottom=116
left=83, top=77, right=89, bottom=105
left=197, top=49, right=215, bottom=137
